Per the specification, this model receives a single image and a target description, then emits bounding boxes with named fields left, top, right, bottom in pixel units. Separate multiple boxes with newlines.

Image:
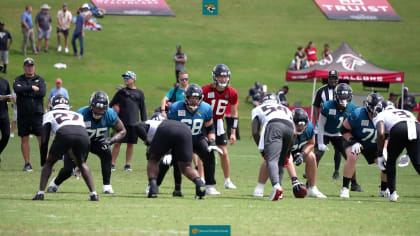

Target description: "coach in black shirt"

left=13, top=57, right=46, bottom=171
left=110, top=71, right=147, bottom=171
left=0, top=76, right=11, bottom=167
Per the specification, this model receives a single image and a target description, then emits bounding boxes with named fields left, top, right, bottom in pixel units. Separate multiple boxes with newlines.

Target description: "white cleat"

left=307, top=186, right=327, bottom=198
left=145, top=184, right=150, bottom=194
left=205, top=185, right=221, bottom=195
left=398, top=154, right=410, bottom=167
left=102, top=185, right=114, bottom=194
left=253, top=187, right=264, bottom=197
left=379, top=188, right=390, bottom=197
left=339, top=187, right=350, bottom=198
left=224, top=180, right=237, bottom=189
left=388, top=191, right=399, bottom=202
left=268, top=184, right=283, bottom=201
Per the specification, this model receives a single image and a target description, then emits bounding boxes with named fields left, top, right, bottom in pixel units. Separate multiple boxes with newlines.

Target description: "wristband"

left=209, top=139, right=217, bottom=146
left=232, top=118, right=239, bottom=129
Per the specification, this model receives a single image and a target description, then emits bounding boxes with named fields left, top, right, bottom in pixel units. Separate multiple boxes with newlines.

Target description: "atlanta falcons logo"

left=336, top=54, right=366, bottom=71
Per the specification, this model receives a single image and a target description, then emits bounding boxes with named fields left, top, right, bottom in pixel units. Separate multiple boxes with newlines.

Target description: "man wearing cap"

left=47, top=78, right=69, bottom=110
left=398, top=87, right=417, bottom=112
left=0, top=22, right=12, bottom=74
left=13, top=58, right=46, bottom=171
left=35, top=4, right=52, bottom=53
left=388, top=92, right=398, bottom=106
left=21, top=5, right=38, bottom=56
left=56, top=4, right=72, bottom=53
left=0, top=74, right=11, bottom=167
left=173, top=45, right=187, bottom=84
left=72, top=7, right=86, bottom=59
left=110, top=71, right=147, bottom=171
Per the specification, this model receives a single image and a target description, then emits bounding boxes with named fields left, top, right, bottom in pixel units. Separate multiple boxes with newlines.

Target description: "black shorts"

left=360, top=148, right=378, bottom=165
left=17, top=113, right=43, bottom=137
left=56, top=27, right=69, bottom=36
left=149, top=120, right=193, bottom=163
left=214, top=120, right=228, bottom=146
left=48, top=125, right=90, bottom=163
left=315, top=135, right=346, bottom=158
left=119, top=125, right=138, bottom=144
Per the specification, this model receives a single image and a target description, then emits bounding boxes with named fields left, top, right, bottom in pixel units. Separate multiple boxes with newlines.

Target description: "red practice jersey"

left=202, top=84, right=238, bottom=120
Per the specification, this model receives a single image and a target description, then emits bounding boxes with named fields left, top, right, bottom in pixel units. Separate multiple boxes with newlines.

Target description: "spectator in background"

left=13, top=57, right=46, bottom=172
left=110, top=71, right=147, bottom=172
left=72, top=8, right=85, bottom=59
left=173, top=45, right=187, bottom=84
left=305, top=41, right=318, bottom=67
left=47, top=78, right=69, bottom=110
left=35, top=4, right=52, bottom=53
left=398, top=87, right=417, bottom=112
left=321, top=43, right=331, bottom=59
left=388, top=92, right=398, bottom=106
left=56, top=4, right=72, bottom=53
left=10, top=91, right=17, bottom=138
left=245, top=81, right=264, bottom=106
left=21, top=5, right=38, bottom=56
left=0, top=22, right=13, bottom=74
left=160, top=71, right=189, bottom=116
left=295, top=46, right=308, bottom=70
left=0, top=75, right=11, bottom=167
left=277, top=85, right=289, bottom=106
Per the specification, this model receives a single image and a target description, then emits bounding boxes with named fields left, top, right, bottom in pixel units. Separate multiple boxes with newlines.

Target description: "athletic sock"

left=90, top=191, right=97, bottom=196
left=381, top=181, right=387, bottom=191
left=37, top=190, right=45, bottom=195
left=175, top=184, right=181, bottom=191
left=256, top=182, right=265, bottom=189
left=343, top=177, right=351, bottom=188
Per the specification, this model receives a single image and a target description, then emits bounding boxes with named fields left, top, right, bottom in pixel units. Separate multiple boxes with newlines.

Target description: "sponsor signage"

left=91, top=0, right=175, bottom=16
left=314, top=0, right=401, bottom=21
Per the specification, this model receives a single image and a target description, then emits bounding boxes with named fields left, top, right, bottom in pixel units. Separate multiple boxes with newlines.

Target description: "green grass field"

left=1, top=0, right=420, bottom=235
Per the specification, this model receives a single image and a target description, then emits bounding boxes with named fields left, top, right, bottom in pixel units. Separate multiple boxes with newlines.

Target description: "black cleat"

left=90, top=194, right=99, bottom=201
left=32, top=193, right=44, bottom=200
left=332, top=171, right=340, bottom=180
left=147, top=182, right=159, bottom=198
left=172, top=190, right=184, bottom=197
left=195, top=185, right=206, bottom=200
left=351, top=183, right=363, bottom=192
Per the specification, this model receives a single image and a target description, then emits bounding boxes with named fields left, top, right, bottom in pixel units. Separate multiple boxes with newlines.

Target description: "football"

left=293, top=184, right=307, bottom=198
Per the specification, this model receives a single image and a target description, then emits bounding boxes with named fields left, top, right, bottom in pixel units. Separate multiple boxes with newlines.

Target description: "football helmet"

left=89, top=91, right=109, bottom=120
left=50, top=94, right=69, bottom=110
left=293, top=108, right=309, bottom=135
left=365, top=93, right=384, bottom=117
left=327, top=70, right=339, bottom=88
left=184, top=84, right=203, bottom=111
left=262, top=93, right=278, bottom=104
left=149, top=112, right=166, bottom=121
left=334, top=83, right=353, bottom=110
left=212, top=64, right=231, bottom=88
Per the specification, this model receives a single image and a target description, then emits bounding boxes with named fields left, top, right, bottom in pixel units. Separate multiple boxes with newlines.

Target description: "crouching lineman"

left=32, top=95, right=98, bottom=201
left=339, top=93, right=388, bottom=198
left=134, top=119, right=206, bottom=199
left=374, top=101, right=420, bottom=202
left=47, top=91, right=126, bottom=194
left=251, top=93, right=295, bottom=201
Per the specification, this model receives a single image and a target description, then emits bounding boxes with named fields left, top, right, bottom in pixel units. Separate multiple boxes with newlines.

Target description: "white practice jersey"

left=42, top=109, right=85, bottom=133
left=373, top=108, right=417, bottom=132
left=251, top=102, right=293, bottom=150
left=145, top=120, right=163, bottom=144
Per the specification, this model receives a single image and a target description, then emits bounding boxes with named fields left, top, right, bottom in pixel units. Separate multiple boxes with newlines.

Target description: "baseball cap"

left=82, top=3, right=90, bottom=9
left=176, top=45, right=182, bottom=49
left=56, top=78, right=63, bottom=84
left=328, top=70, right=338, bottom=79
left=23, top=57, right=35, bottom=66
left=389, top=92, right=397, bottom=97
left=122, top=71, right=136, bottom=80
left=63, top=3, right=67, bottom=7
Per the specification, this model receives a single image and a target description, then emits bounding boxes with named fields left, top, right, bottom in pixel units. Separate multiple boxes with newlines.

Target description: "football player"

left=251, top=93, right=295, bottom=200
left=316, top=83, right=361, bottom=190
left=134, top=119, right=206, bottom=199
left=374, top=101, right=420, bottom=202
left=202, top=64, right=238, bottom=189
left=32, top=95, right=98, bottom=201
left=47, top=91, right=126, bottom=194
left=339, top=93, right=388, bottom=198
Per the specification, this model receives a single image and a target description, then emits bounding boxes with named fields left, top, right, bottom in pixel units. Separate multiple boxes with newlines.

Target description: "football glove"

left=293, top=152, right=304, bottom=166
left=377, top=156, right=386, bottom=171
left=208, top=139, right=223, bottom=155
left=162, top=154, right=172, bottom=166
left=351, top=142, right=363, bottom=155
left=318, top=144, right=329, bottom=152
left=100, top=139, right=111, bottom=151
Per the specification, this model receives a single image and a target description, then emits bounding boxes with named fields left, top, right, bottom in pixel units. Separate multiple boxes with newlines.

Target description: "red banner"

left=92, top=0, right=175, bottom=16
left=314, top=0, right=400, bottom=21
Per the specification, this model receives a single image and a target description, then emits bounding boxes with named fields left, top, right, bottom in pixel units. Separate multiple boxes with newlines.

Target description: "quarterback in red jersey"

left=202, top=64, right=238, bottom=191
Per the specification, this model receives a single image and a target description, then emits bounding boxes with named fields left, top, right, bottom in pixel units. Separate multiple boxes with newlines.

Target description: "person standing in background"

left=277, top=85, right=289, bottom=106
left=56, top=4, right=72, bottom=53
left=47, top=78, right=69, bottom=110
left=10, top=91, right=17, bottom=138
left=173, top=45, right=187, bottom=84
left=0, top=76, right=11, bottom=168
left=21, top=5, right=38, bottom=56
left=0, top=22, right=13, bottom=74
left=35, top=4, right=52, bottom=53
left=72, top=8, right=85, bottom=59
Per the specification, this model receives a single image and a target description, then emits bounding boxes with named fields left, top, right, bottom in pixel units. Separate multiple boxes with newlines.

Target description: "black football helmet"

left=334, top=83, right=353, bottom=110
left=365, top=93, right=384, bottom=117
left=50, top=94, right=69, bottom=110
left=328, top=70, right=339, bottom=88
left=293, top=108, right=309, bottom=135
left=89, top=91, right=109, bottom=120
left=262, top=93, right=278, bottom=104
left=212, top=64, right=231, bottom=88
left=184, top=84, right=203, bottom=111
left=149, top=112, right=166, bottom=121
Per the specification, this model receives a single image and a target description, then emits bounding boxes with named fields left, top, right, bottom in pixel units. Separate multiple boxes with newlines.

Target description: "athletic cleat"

left=32, top=193, right=44, bottom=200
left=145, top=184, right=150, bottom=194
left=379, top=188, right=390, bottom=198
left=124, top=165, right=132, bottom=172
left=224, top=180, right=237, bottom=189
left=339, top=187, right=350, bottom=198
left=173, top=190, right=184, bottom=197
left=111, top=164, right=116, bottom=172
left=47, top=177, right=59, bottom=193
left=195, top=186, right=206, bottom=200
left=64, top=47, right=69, bottom=53
left=147, top=182, right=159, bottom=198
left=90, top=194, right=99, bottom=201
left=398, top=154, right=410, bottom=168
left=350, top=183, right=363, bottom=192
left=269, top=185, right=283, bottom=201
left=253, top=187, right=264, bottom=197
left=388, top=191, right=399, bottom=202
left=307, top=186, right=327, bottom=198
left=205, top=185, right=220, bottom=195
left=23, top=163, right=33, bottom=172
left=332, top=171, right=340, bottom=180
left=102, top=185, right=114, bottom=194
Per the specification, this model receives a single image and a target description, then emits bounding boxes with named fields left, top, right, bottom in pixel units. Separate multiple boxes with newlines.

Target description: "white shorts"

left=0, top=50, right=8, bottom=64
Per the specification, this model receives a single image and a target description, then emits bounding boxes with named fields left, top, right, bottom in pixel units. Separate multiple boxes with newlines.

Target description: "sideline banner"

left=314, top=0, right=401, bottom=21
left=91, top=0, right=175, bottom=16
